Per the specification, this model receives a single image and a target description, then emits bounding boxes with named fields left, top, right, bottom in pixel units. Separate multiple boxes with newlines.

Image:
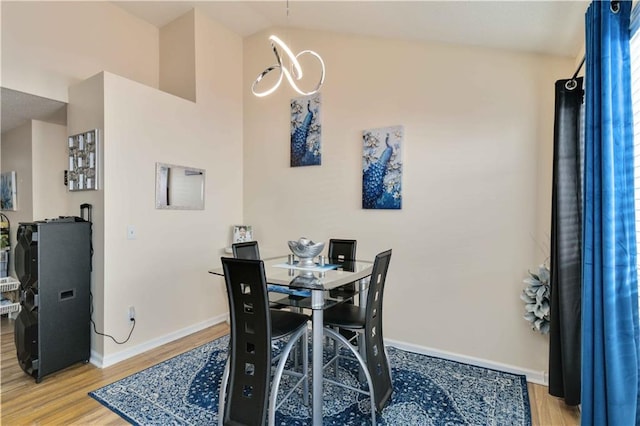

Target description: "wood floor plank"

left=1, top=316, right=228, bottom=424
left=1, top=316, right=579, bottom=424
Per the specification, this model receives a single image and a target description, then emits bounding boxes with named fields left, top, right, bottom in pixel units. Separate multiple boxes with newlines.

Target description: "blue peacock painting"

left=362, top=126, right=403, bottom=209
left=0, top=172, right=15, bottom=211
left=290, top=93, right=321, bottom=167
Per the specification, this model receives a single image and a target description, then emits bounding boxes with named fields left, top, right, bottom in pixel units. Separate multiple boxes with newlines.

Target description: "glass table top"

left=209, top=255, right=373, bottom=291
left=209, top=255, right=374, bottom=309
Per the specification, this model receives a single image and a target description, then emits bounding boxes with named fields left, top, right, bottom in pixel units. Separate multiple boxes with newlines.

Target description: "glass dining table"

left=209, top=255, right=374, bottom=426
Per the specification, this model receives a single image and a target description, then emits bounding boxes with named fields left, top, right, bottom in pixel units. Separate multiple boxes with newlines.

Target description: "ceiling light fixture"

left=251, top=2, right=325, bottom=97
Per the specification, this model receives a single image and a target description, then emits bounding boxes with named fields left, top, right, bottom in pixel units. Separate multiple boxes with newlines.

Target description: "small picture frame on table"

left=232, top=225, right=253, bottom=243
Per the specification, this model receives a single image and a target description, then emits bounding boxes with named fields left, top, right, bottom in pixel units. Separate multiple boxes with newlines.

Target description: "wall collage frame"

left=68, top=129, right=99, bottom=191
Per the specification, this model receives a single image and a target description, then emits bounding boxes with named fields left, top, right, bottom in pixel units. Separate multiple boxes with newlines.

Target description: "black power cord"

left=82, top=205, right=133, bottom=344
left=89, top=292, right=135, bottom=344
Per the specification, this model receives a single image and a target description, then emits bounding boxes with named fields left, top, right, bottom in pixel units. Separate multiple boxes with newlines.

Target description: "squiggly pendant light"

left=251, top=3, right=325, bottom=97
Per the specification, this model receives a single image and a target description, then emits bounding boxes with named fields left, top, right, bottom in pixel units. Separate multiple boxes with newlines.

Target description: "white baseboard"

left=90, top=313, right=228, bottom=368
left=88, top=318, right=548, bottom=386
left=384, top=338, right=548, bottom=386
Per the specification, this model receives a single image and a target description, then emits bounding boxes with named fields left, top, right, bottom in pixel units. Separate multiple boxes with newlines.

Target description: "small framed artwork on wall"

left=68, top=129, right=99, bottom=191
left=0, top=171, right=17, bottom=211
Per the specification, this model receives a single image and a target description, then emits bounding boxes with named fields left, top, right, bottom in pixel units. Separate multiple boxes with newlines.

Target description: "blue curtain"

left=582, top=1, right=640, bottom=424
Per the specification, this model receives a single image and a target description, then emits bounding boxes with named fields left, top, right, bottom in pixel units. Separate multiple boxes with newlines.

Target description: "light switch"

left=127, top=225, right=136, bottom=240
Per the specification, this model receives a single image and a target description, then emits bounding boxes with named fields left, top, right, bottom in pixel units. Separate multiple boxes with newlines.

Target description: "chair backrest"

left=232, top=241, right=260, bottom=260
left=221, top=257, right=271, bottom=426
left=328, top=239, right=357, bottom=263
left=364, top=249, right=393, bottom=412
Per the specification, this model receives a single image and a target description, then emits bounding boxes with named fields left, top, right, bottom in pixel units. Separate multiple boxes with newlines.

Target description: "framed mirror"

left=155, top=162, right=205, bottom=210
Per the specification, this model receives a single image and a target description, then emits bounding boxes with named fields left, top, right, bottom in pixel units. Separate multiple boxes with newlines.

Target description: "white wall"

left=99, top=70, right=239, bottom=360
left=1, top=120, right=71, bottom=276
left=2, top=3, right=243, bottom=364
left=66, top=10, right=243, bottom=363
left=1, top=1, right=159, bottom=102
left=1, top=123, right=33, bottom=275
left=32, top=121, right=68, bottom=219
left=242, top=29, right=573, bottom=375
left=160, top=10, right=196, bottom=101
left=68, top=72, right=106, bottom=356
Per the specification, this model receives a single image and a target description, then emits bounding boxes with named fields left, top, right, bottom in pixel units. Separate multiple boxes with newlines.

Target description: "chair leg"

left=292, top=307, right=303, bottom=368
left=217, top=358, right=230, bottom=426
left=302, top=326, right=309, bottom=405
left=323, top=327, right=377, bottom=425
left=268, top=326, right=310, bottom=426
left=333, top=326, right=340, bottom=378
left=358, top=332, right=366, bottom=382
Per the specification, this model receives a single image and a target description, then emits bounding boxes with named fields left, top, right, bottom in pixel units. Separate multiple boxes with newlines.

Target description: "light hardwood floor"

left=1, top=316, right=580, bottom=425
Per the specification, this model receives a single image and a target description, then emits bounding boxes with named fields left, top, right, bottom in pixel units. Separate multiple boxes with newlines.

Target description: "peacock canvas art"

left=362, top=126, right=403, bottom=209
left=290, top=93, right=321, bottom=167
left=0, top=171, right=16, bottom=211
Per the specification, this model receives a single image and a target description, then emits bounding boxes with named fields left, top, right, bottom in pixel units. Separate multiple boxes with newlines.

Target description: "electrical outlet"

left=128, top=306, right=136, bottom=321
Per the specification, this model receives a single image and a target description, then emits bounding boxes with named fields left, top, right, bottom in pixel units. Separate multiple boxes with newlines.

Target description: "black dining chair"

left=232, top=241, right=288, bottom=311
left=327, top=239, right=358, bottom=341
left=231, top=241, right=260, bottom=260
left=218, top=257, right=309, bottom=426
left=328, top=239, right=357, bottom=264
left=328, top=240, right=357, bottom=298
left=322, top=249, right=393, bottom=423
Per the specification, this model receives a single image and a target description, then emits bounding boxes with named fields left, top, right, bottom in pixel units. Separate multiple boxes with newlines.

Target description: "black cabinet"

left=14, top=219, right=91, bottom=383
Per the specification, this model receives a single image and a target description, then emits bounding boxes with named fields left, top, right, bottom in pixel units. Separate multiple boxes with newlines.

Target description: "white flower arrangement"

left=521, top=264, right=550, bottom=334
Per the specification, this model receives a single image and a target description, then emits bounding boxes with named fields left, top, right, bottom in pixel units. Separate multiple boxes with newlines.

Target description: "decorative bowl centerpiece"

left=288, top=237, right=325, bottom=267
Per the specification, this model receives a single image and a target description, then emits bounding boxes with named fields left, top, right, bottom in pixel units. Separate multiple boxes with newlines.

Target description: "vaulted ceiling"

left=115, top=1, right=589, bottom=58
left=2, top=1, right=589, bottom=135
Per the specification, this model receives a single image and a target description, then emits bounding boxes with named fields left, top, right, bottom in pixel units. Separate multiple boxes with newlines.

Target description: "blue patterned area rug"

left=89, top=335, right=531, bottom=425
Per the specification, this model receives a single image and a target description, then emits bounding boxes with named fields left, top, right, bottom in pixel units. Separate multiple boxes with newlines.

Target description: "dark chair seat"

left=328, top=282, right=358, bottom=299
left=270, top=309, right=309, bottom=338
left=323, top=303, right=365, bottom=329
